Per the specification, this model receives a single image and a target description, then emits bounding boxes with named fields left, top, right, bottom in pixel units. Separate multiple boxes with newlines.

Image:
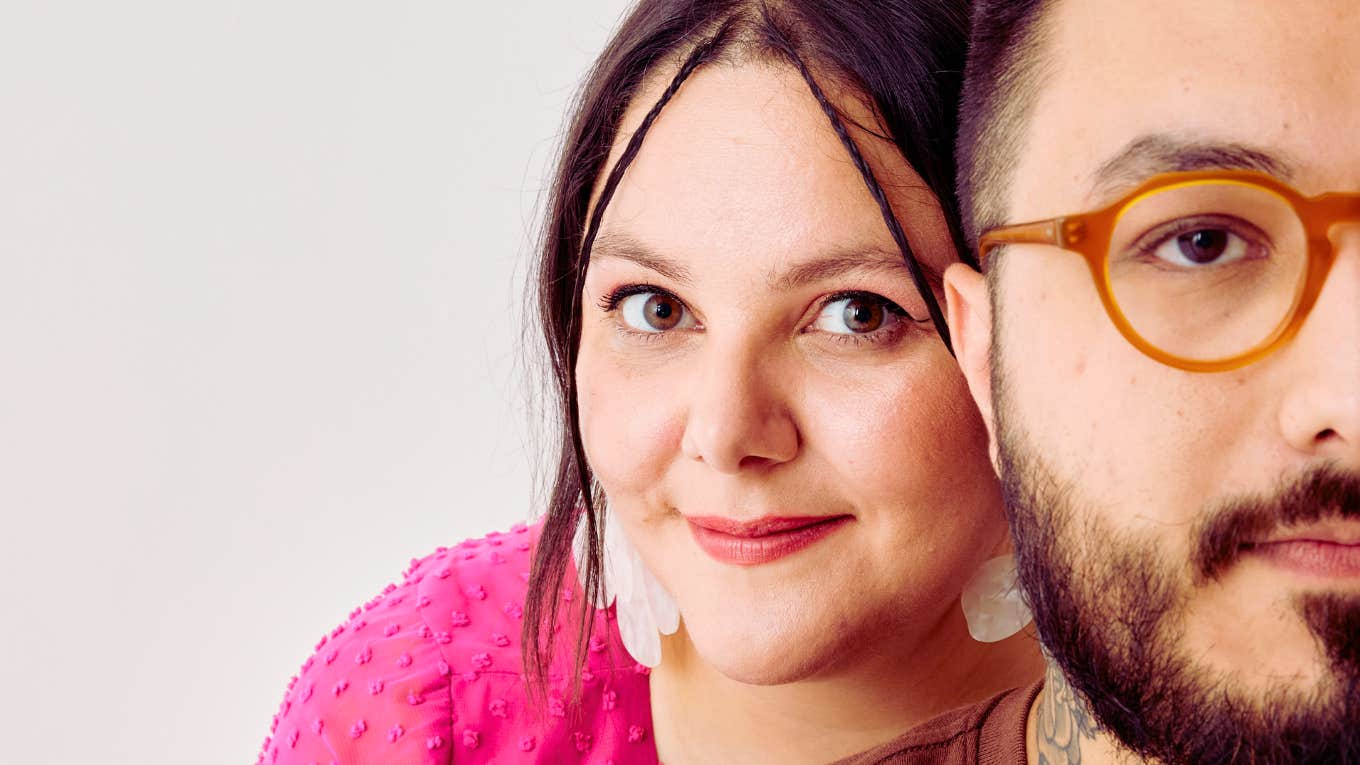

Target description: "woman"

left=257, top=1, right=1042, bottom=763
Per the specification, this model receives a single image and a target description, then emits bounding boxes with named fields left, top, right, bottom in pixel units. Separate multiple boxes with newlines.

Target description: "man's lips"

left=685, top=514, right=853, bottom=566
left=1243, top=520, right=1360, bottom=578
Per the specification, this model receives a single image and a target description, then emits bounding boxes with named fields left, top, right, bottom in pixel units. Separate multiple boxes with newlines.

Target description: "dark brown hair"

left=955, top=0, right=1051, bottom=251
left=524, top=0, right=973, bottom=697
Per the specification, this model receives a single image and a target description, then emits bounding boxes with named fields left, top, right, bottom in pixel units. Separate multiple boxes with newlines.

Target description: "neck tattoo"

left=1035, top=663, right=1100, bottom=765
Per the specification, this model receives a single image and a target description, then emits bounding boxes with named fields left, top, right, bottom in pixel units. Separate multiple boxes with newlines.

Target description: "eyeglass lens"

left=1105, top=180, right=1309, bottom=362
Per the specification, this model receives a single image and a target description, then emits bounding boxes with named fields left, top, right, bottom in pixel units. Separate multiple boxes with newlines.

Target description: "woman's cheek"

left=814, top=358, right=981, bottom=507
left=577, top=351, right=688, bottom=502
left=814, top=382, right=913, bottom=485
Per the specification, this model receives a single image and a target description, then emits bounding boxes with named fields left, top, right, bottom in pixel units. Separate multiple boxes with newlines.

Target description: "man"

left=841, top=1, right=1360, bottom=763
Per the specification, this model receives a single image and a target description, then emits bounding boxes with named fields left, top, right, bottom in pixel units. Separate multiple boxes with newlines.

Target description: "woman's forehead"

left=595, top=62, right=942, bottom=275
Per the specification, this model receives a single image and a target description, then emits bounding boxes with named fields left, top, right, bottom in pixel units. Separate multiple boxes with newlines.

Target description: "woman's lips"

left=686, top=514, right=853, bottom=566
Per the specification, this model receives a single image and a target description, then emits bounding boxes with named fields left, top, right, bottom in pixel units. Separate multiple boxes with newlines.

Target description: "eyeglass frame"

left=977, top=169, right=1360, bottom=373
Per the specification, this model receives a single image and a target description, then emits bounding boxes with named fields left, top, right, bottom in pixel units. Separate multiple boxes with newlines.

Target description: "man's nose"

left=1277, top=225, right=1360, bottom=467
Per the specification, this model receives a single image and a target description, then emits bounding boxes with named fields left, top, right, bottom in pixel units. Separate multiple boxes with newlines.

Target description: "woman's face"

left=576, top=61, right=1006, bottom=684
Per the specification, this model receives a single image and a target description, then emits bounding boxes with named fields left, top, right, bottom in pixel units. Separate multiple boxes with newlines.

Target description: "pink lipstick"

left=686, top=514, right=852, bottom=566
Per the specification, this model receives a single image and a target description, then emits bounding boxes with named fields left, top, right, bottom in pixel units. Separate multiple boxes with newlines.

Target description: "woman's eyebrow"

left=589, top=231, right=693, bottom=286
left=591, top=233, right=936, bottom=291
left=773, top=247, right=940, bottom=292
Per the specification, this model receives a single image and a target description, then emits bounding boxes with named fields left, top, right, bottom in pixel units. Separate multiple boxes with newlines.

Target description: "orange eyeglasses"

left=978, top=169, right=1360, bottom=372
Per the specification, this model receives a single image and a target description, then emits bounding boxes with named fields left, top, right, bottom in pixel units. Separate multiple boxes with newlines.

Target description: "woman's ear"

left=945, top=263, right=999, bottom=472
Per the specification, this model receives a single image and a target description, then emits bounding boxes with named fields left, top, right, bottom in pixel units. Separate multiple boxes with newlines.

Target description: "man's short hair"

left=956, top=0, right=1052, bottom=253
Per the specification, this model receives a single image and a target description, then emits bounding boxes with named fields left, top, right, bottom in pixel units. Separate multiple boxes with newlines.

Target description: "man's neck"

left=1027, top=662, right=1139, bottom=765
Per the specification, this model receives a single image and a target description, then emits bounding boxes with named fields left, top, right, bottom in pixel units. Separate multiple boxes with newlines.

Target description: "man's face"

left=967, top=0, right=1360, bottom=761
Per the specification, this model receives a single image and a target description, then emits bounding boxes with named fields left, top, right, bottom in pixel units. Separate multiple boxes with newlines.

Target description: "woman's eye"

left=618, top=291, right=693, bottom=333
left=1150, top=226, right=1253, bottom=268
left=813, top=294, right=905, bottom=335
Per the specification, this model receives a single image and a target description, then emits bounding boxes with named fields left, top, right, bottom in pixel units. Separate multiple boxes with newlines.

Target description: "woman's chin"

left=667, top=610, right=858, bottom=686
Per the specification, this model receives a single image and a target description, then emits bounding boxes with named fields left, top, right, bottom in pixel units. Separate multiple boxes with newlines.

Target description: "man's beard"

left=995, top=401, right=1360, bottom=763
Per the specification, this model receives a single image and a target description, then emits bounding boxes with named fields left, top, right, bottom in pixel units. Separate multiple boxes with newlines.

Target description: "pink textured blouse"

left=258, top=521, right=660, bottom=764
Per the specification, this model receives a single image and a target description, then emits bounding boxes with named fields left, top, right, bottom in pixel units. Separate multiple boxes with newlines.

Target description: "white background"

left=0, top=2, right=633, bottom=762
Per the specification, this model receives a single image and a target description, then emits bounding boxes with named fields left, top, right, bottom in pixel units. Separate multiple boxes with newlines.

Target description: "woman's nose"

left=678, top=342, right=800, bottom=474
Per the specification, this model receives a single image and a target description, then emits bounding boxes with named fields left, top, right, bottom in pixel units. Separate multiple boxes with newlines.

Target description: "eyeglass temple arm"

left=977, top=218, right=1066, bottom=264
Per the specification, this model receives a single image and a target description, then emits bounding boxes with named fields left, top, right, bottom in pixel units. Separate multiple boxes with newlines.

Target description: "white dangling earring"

left=573, top=508, right=680, bottom=667
left=960, top=554, right=1032, bottom=643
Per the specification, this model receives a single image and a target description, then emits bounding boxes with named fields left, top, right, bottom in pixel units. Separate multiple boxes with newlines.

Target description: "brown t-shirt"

left=831, top=680, right=1042, bottom=765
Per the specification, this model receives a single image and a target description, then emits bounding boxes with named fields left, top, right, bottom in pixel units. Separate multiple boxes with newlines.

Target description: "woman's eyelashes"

left=597, top=285, right=923, bottom=346
left=600, top=285, right=698, bottom=336
left=810, top=291, right=923, bottom=346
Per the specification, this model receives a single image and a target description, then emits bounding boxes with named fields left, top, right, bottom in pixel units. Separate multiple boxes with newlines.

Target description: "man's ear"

left=945, top=262, right=1000, bottom=471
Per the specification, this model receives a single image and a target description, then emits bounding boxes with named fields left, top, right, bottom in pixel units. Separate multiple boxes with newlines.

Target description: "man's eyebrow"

left=1090, top=134, right=1298, bottom=203
left=589, top=232, right=693, bottom=285
left=773, top=246, right=941, bottom=292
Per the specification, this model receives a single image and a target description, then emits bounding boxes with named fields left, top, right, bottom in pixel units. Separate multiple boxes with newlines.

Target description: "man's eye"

left=813, top=294, right=906, bottom=335
left=619, top=292, right=693, bottom=333
left=1153, top=227, right=1252, bottom=267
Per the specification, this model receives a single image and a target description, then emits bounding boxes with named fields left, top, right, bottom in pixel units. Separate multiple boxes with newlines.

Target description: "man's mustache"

left=1193, top=465, right=1360, bottom=583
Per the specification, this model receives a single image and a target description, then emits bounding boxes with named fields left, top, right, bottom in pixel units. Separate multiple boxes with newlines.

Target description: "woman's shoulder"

left=258, top=520, right=659, bottom=764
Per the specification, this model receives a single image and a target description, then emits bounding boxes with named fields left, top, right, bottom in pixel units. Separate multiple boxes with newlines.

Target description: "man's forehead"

left=1007, top=0, right=1360, bottom=220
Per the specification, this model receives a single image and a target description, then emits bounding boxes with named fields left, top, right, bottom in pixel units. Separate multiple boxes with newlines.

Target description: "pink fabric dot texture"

left=258, top=520, right=659, bottom=763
